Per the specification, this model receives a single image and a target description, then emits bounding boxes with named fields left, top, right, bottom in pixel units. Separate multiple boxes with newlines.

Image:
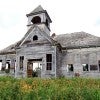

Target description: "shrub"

left=0, top=76, right=100, bottom=100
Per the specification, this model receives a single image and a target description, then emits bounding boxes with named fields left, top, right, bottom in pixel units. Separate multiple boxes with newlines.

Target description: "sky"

left=0, top=0, right=100, bottom=50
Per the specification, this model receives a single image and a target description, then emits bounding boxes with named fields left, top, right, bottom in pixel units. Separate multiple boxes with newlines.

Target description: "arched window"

left=31, top=16, right=41, bottom=24
left=33, top=35, right=38, bottom=41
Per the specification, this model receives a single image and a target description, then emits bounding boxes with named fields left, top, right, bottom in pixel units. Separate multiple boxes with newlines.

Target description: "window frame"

left=20, top=56, right=24, bottom=70
left=90, top=65, right=98, bottom=71
left=82, top=64, right=89, bottom=71
left=46, top=54, right=52, bottom=70
left=67, top=64, right=74, bottom=72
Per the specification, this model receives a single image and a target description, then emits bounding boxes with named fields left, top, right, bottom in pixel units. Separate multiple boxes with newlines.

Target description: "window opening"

left=46, top=54, right=52, bottom=70
left=20, top=56, right=24, bottom=70
left=67, top=64, right=73, bottom=72
left=14, top=60, right=16, bottom=73
left=82, top=64, right=88, bottom=71
left=98, top=60, right=100, bottom=71
left=90, top=65, right=98, bottom=71
left=31, top=16, right=41, bottom=24
left=5, top=60, right=10, bottom=73
left=33, top=35, right=38, bottom=41
left=0, top=60, right=2, bottom=70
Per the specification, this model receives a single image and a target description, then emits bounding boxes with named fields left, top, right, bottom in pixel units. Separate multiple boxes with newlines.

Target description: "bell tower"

left=26, top=5, right=52, bottom=35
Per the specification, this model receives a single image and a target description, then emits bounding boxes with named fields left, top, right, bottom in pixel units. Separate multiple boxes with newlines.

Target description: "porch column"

left=2, top=56, right=6, bottom=71
left=23, top=57, right=27, bottom=77
left=74, top=54, right=82, bottom=75
left=15, top=56, right=20, bottom=77
left=41, top=57, right=46, bottom=78
left=10, top=59, right=15, bottom=74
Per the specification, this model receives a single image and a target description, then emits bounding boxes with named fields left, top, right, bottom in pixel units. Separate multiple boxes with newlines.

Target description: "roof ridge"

left=54, top=31, right=100, bottom=38
left=29, top=5, right=44, bottom=14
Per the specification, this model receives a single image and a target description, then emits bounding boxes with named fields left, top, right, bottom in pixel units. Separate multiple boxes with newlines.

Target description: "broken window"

left=90, top=65, right=98, bottom=71
left=46, top=54, right=52, bottom=70
left=5, top=60, right=10, bottom=73
left=14, top=60, right=16, bottom=73
left=67, top=64, right=73, bottom=72
left=31, top=16, right=41, bottom=24
left=82, top=64, right=88, bottom=71
left=20, top=56, right=24, bottom=70
left=33, top=35, right=38, bottom=41
left=98, top=60, right=100, bottom=71
left=0, top=60, right=2, bottom=70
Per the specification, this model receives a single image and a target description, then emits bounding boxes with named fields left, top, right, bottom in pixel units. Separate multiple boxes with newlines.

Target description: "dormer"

left=26, top=5, right=52, bottom=35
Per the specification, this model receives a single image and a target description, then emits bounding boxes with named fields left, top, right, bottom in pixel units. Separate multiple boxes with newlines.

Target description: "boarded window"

left=82, top=64, right=88, bottom=71
left=20, top=56, right=24, bottom=70
left=46, top=54, right=52, bottom=70
left=90, top=65, right=98, bottom=70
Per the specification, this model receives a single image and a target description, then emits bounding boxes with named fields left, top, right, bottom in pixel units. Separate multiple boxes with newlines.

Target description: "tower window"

left=31, top=16, right=41, bottom=24
left=33, top=35, right=38, bottom=41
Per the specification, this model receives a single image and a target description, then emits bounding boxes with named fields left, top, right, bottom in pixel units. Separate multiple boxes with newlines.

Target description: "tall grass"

left=0, top=76, right=100, bottom=100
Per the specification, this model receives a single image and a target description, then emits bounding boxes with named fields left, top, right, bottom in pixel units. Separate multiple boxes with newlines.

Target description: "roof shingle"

left=53, top=31, right=100, bottom=48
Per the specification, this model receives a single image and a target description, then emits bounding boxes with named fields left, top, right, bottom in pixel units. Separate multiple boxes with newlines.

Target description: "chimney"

left=51, top=33, right=56, bottom=38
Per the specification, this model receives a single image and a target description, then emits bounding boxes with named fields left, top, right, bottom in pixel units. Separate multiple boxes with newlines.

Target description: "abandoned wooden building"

left=0, top=5, right=100, bottom=78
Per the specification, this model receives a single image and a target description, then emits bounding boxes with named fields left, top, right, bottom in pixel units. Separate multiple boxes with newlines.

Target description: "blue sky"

left=0, top=0, right=100, bottom=50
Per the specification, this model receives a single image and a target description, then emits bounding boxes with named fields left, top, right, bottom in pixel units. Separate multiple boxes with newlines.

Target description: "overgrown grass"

left=0, top=76, right=100, bottom=100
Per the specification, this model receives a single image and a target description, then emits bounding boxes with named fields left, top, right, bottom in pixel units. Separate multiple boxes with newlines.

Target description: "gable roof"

left=0, top=41, right=21, bottom=55
left=30, top=5, right=44, bottom=14
left=0, top=31, right=100, bottom=54
left=26, top=5, right=52, bottom=23
left=19, top=25, right=56, bottom=46
left=0, top=25, right=57, bottom=54
left=26, top=5, right=45, bottom=17
left=53, top=31, right=100, bottom=49
left=0, top=26, right=34, bottom=54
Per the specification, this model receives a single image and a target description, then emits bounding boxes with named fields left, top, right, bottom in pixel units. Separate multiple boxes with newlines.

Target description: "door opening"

left=27, top=59, right=42, bottom=77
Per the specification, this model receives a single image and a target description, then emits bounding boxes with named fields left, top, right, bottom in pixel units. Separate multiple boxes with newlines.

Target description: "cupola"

left=26, top=5, right=52, bottom=35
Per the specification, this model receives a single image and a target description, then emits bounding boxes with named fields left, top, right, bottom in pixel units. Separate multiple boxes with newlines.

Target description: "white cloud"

left=0, top=0, right=100, bottom=50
